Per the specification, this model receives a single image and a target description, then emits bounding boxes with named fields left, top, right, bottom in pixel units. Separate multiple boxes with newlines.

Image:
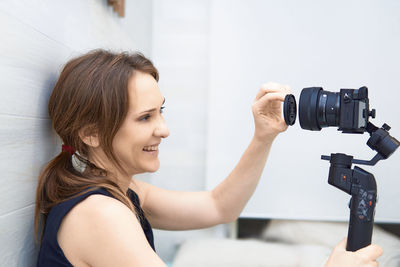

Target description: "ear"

left=78, top=125, right=99, bottom=148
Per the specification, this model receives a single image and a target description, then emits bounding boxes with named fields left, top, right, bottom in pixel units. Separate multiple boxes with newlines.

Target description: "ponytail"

left=34, top=149, right=135, bottom=243
left=34, top=150, right=74, bottom=241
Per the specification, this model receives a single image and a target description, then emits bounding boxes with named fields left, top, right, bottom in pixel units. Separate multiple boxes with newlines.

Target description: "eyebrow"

left=138, top=98, right=166, bottom=115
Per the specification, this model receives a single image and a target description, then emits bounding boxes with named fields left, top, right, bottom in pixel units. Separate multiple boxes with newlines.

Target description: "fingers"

left=356, top=244, right=383, bottom=261
left=257, top=91, right=287, bottom=105
left=327, top=238, right=382, bottom=267
left=255, top=82, right=292, bottom=101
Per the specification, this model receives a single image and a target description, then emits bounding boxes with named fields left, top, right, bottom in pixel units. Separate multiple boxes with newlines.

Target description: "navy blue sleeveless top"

left=37, top=187, right=155, bottom=266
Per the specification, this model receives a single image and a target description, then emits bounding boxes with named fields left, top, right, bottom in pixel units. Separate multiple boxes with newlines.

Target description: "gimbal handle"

left=347, top=166, right=377, bottom=251
left=322, top=153, right=377, bottom=251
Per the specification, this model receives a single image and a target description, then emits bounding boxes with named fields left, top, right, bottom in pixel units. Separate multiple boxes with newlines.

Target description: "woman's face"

left=112, top=71, right=169, bottom=175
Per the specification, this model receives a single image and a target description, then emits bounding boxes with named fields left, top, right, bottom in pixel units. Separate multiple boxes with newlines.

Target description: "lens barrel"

left=299, top=87, right=322, bottom=130
left=299, top=87, right=340, bottom=131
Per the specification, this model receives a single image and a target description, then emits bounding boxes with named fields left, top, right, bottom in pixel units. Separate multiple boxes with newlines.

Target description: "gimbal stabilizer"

left=284, top=87, right=400, bottom=251
left=321, top=122, right=399, bottom=251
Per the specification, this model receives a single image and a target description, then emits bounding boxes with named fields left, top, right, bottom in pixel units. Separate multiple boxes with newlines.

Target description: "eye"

left=139, top=114, right=151, bottom=121
left=160, top=106, right=165, bottom=114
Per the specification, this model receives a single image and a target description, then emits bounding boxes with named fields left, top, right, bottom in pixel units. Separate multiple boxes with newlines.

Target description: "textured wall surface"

left=0, top=1, right=153, bottom=265
left=0, top=0, right=239, bottom=265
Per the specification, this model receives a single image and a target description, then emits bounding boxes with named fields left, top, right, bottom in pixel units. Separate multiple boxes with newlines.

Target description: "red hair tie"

left=62, top=144, right=75, bottom=155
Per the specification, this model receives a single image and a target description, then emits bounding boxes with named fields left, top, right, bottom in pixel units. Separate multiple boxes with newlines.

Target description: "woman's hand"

left=325, top=238, right=383, bottom=267
left=252, top=82, right=290, bottom=144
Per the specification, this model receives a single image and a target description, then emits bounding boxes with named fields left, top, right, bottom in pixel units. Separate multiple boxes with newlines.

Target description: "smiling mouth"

left=143, top=145, right=159, bottom=152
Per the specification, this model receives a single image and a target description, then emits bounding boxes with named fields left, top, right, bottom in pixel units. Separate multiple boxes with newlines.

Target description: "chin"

left=144, top=161, right=160, bottom=173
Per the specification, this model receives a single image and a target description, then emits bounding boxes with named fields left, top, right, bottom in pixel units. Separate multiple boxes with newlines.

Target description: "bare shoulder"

left=72, top=193, right=132, bottom=219
left=59, top=193, right=134, bottom=235
left=58, top=193, right=166, bottom=267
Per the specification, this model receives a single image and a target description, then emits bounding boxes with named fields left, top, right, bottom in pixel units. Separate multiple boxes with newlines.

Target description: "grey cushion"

left=172, top=220, right=400, bottom=267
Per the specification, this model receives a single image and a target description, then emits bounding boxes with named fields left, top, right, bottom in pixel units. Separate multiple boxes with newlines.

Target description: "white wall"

left=206, top=0, right=400, bottom=222
left=0, top=1, right=153, bottom=265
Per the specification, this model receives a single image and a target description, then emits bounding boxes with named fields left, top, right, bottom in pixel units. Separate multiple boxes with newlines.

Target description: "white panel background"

left=206, top=0, right=400, bottom=222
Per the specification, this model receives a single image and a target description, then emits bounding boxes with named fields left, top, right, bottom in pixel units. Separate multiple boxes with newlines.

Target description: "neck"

left=113, top=169, right=132, bottom=193
left=87, top=149, right=133, bottom=194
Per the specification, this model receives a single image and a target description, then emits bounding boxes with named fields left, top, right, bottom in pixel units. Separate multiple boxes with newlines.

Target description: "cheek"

left=113, top=121, right=154, bottom=156
left=112, top=128, right=135, bottom=156
left=113, top=129, right=145, bottom=156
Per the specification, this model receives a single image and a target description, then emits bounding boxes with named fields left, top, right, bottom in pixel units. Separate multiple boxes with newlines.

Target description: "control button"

left=382, top=123, right=391, bottom=131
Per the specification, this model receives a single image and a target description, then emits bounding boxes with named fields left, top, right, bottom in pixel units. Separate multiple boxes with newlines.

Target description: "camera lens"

left=299, top=87, right=340, bottom=131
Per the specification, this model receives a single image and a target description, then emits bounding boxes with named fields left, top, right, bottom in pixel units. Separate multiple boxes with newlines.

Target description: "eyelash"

left=139, top=106, right=165, bottom=121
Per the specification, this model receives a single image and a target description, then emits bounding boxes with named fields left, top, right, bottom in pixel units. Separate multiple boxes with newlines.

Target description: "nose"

left=154, top=117, right=170, bottom=138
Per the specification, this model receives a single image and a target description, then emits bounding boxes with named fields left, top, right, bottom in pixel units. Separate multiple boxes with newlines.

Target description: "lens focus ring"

left=299, top=87, right=323, bottom=131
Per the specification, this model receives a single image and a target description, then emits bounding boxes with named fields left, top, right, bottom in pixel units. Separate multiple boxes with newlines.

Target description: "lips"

left=143, top=143, right=160, bottom=152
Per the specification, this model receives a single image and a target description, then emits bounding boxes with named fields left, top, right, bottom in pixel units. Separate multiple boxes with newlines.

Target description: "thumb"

left=356, top=244, right=383, bottom=261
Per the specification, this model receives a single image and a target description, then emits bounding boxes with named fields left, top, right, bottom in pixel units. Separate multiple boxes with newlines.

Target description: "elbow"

left=219, top=211, right=239, bottom=224
left=210, top=191, right=240, bottom=225
left=211, top=198, right=240, bottom=225
left=222, top=216, right=238, bottom=224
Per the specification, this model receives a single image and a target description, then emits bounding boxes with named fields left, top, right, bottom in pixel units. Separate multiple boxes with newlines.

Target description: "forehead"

left=128, top=71, right=163, bottom=112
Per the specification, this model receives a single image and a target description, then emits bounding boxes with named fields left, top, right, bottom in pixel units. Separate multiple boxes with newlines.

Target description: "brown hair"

left=34, top=49, right=159, bottom=241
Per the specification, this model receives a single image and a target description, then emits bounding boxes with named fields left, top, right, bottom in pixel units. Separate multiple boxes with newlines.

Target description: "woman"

left=35, top=49, right=382, bottom=266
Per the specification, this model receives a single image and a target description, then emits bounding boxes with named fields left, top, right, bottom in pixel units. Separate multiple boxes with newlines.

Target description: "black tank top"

left=37, top=187, right=155, bottom=266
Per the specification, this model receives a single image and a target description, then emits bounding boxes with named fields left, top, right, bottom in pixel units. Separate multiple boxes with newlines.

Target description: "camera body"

left=338, top=87, right=372, bottom=133
left=298, top=86, right=375, bottom=133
